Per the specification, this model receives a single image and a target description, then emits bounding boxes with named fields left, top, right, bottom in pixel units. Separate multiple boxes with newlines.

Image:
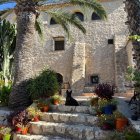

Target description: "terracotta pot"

left=43, top=106, right=49, bottom=112
left=33, top=116, right=39, bottom=122
left=54, top=100, right=59, bottom=105
left=16, top=127, right=22, bottom=133
left=116, top=118, right=128, bottom=131
left=21, top=127, right=28, bottom=135
left=2, top=134, right=11, bottom=140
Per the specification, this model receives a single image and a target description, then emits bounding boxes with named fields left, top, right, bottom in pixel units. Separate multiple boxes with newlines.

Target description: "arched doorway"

left=56, top=73, right=63, bottom=95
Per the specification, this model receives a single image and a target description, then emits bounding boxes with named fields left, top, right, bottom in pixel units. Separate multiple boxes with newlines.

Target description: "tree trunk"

left=125, top=0, right=140, bottom=70
left=9, top=3, right=36, bottom=108
left=125, top=0, right=140, bottom=117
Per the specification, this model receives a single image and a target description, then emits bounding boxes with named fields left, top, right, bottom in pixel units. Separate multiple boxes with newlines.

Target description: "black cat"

left=65, top=90, right=79, bottom=106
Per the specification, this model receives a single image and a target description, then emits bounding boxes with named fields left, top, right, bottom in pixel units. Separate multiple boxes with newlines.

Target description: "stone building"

left=33, top=0, right=132, bottom=95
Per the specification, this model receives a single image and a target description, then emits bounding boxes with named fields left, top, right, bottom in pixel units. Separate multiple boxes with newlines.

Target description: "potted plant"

left=21, top=126, right=28, bottom=135
left=90, top=97, right=99, bottom=106
left=95, top=83, right=115, bottom=100
left=98, top=99, right=113, bottom=115
left=15, top=123, right=22, bottom=133
left=7, top=110, right=30, bottom=128
left=113, top=111, right=128, bottom=131
left=0, top=127, right=11, bottom=140
left=35, top=99, right=44, bottom=109
left=95, top=107, right=102, bottom=116
left=124, top=127, right=140, bottom=140
left=42, top=101, right=50, bottom=112
left=35, top=99, right=50, bottom=112
left=7, top=109, right=30, bottom=135
left=104, top=130, right=124, bottom=140
left=15, top=123, right=29, bottom=135
left=98, top=114, right=115, bottom=130
left=110, top=99, right=118, bottom=111
left=27, top=107, right=42, bottom=122
left=27, top=69, right=59, bottom=100
left=50, top=95, right=62, bottom=105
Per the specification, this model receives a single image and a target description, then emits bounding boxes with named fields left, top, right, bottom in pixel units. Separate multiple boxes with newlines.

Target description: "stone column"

left=71, top=42, right=86, bottom=95
left=114, top=35, right=128, bottom=92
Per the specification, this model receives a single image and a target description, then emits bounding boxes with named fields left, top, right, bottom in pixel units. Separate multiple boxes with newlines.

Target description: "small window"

left=54, top=37, right=64, bottom=51
left=90, top=75, right=99, bottom=84
left=92, top=12, right=101, bottom=20
left=74, top=12, right=84, bottom=21
left=108, top=39, right=114, bottom=44
left=50, top=18, right=57, bottom=25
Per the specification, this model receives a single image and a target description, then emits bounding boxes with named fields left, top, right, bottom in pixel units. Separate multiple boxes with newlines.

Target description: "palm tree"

left=125, top=0, right=140, bottom=69
left=0, top=0, right=106, bottom=108
left=125, top=0, right=140, bottom=117
left=125, top=1, right=140, bottom=90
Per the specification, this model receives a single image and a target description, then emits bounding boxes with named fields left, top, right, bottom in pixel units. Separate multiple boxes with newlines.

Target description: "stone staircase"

left=13, top=105, right=110, bottom=140
left=83, top=86, right=95, bottom=93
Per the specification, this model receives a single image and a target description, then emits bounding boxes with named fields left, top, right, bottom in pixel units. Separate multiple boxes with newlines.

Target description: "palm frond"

left=38, top=0, right=106, bottom=20
left=0, top=9, right=9, bottom=16
left=47, top=10, right=86, bottom=38
left=0, top=9, right=14, bottom=21
left=38, top=2, right=71, bottom=11
left=70, top=0, right=107, bottom=19
left=35, top=19, right=43, bottom=39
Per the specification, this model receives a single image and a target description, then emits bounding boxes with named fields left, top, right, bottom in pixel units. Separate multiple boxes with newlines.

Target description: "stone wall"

left=33, top=0, right=129, bottom=95
left=71, top=43, right=86, bottom=95
left=114, top=35, right=128, bottom=92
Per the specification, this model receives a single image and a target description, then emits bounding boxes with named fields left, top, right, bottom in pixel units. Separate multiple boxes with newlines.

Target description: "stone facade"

left=33, top=0, right=131, bottom=95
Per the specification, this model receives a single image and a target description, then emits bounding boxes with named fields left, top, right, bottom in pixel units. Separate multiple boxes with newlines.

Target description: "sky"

left=0, top=2, right=16, bottom=11
left=0, top=1, right=65, bottom=11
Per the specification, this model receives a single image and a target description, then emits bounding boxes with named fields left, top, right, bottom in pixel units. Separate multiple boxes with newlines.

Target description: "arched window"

left=92, top=12, right=101, bottom=20
left=50, top=18, right=57, bottom=25
left=74, top=12, right=84, bottom=21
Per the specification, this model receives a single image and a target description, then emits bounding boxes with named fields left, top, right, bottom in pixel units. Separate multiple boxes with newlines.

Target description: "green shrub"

left=27, top=69, right=59, bottom=100
left=0, top=79, right=12, bottom=106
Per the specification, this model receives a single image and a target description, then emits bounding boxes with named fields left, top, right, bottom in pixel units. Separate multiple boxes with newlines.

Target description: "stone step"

left=50, top=105, right=96, bottom=115
left=13, top=134, right=72, bottom=140
left=41, top=112, right=98, bottom=126
left=83, top=86, right=96, bottom=93
left=29, top=121, right=109, bottom=140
